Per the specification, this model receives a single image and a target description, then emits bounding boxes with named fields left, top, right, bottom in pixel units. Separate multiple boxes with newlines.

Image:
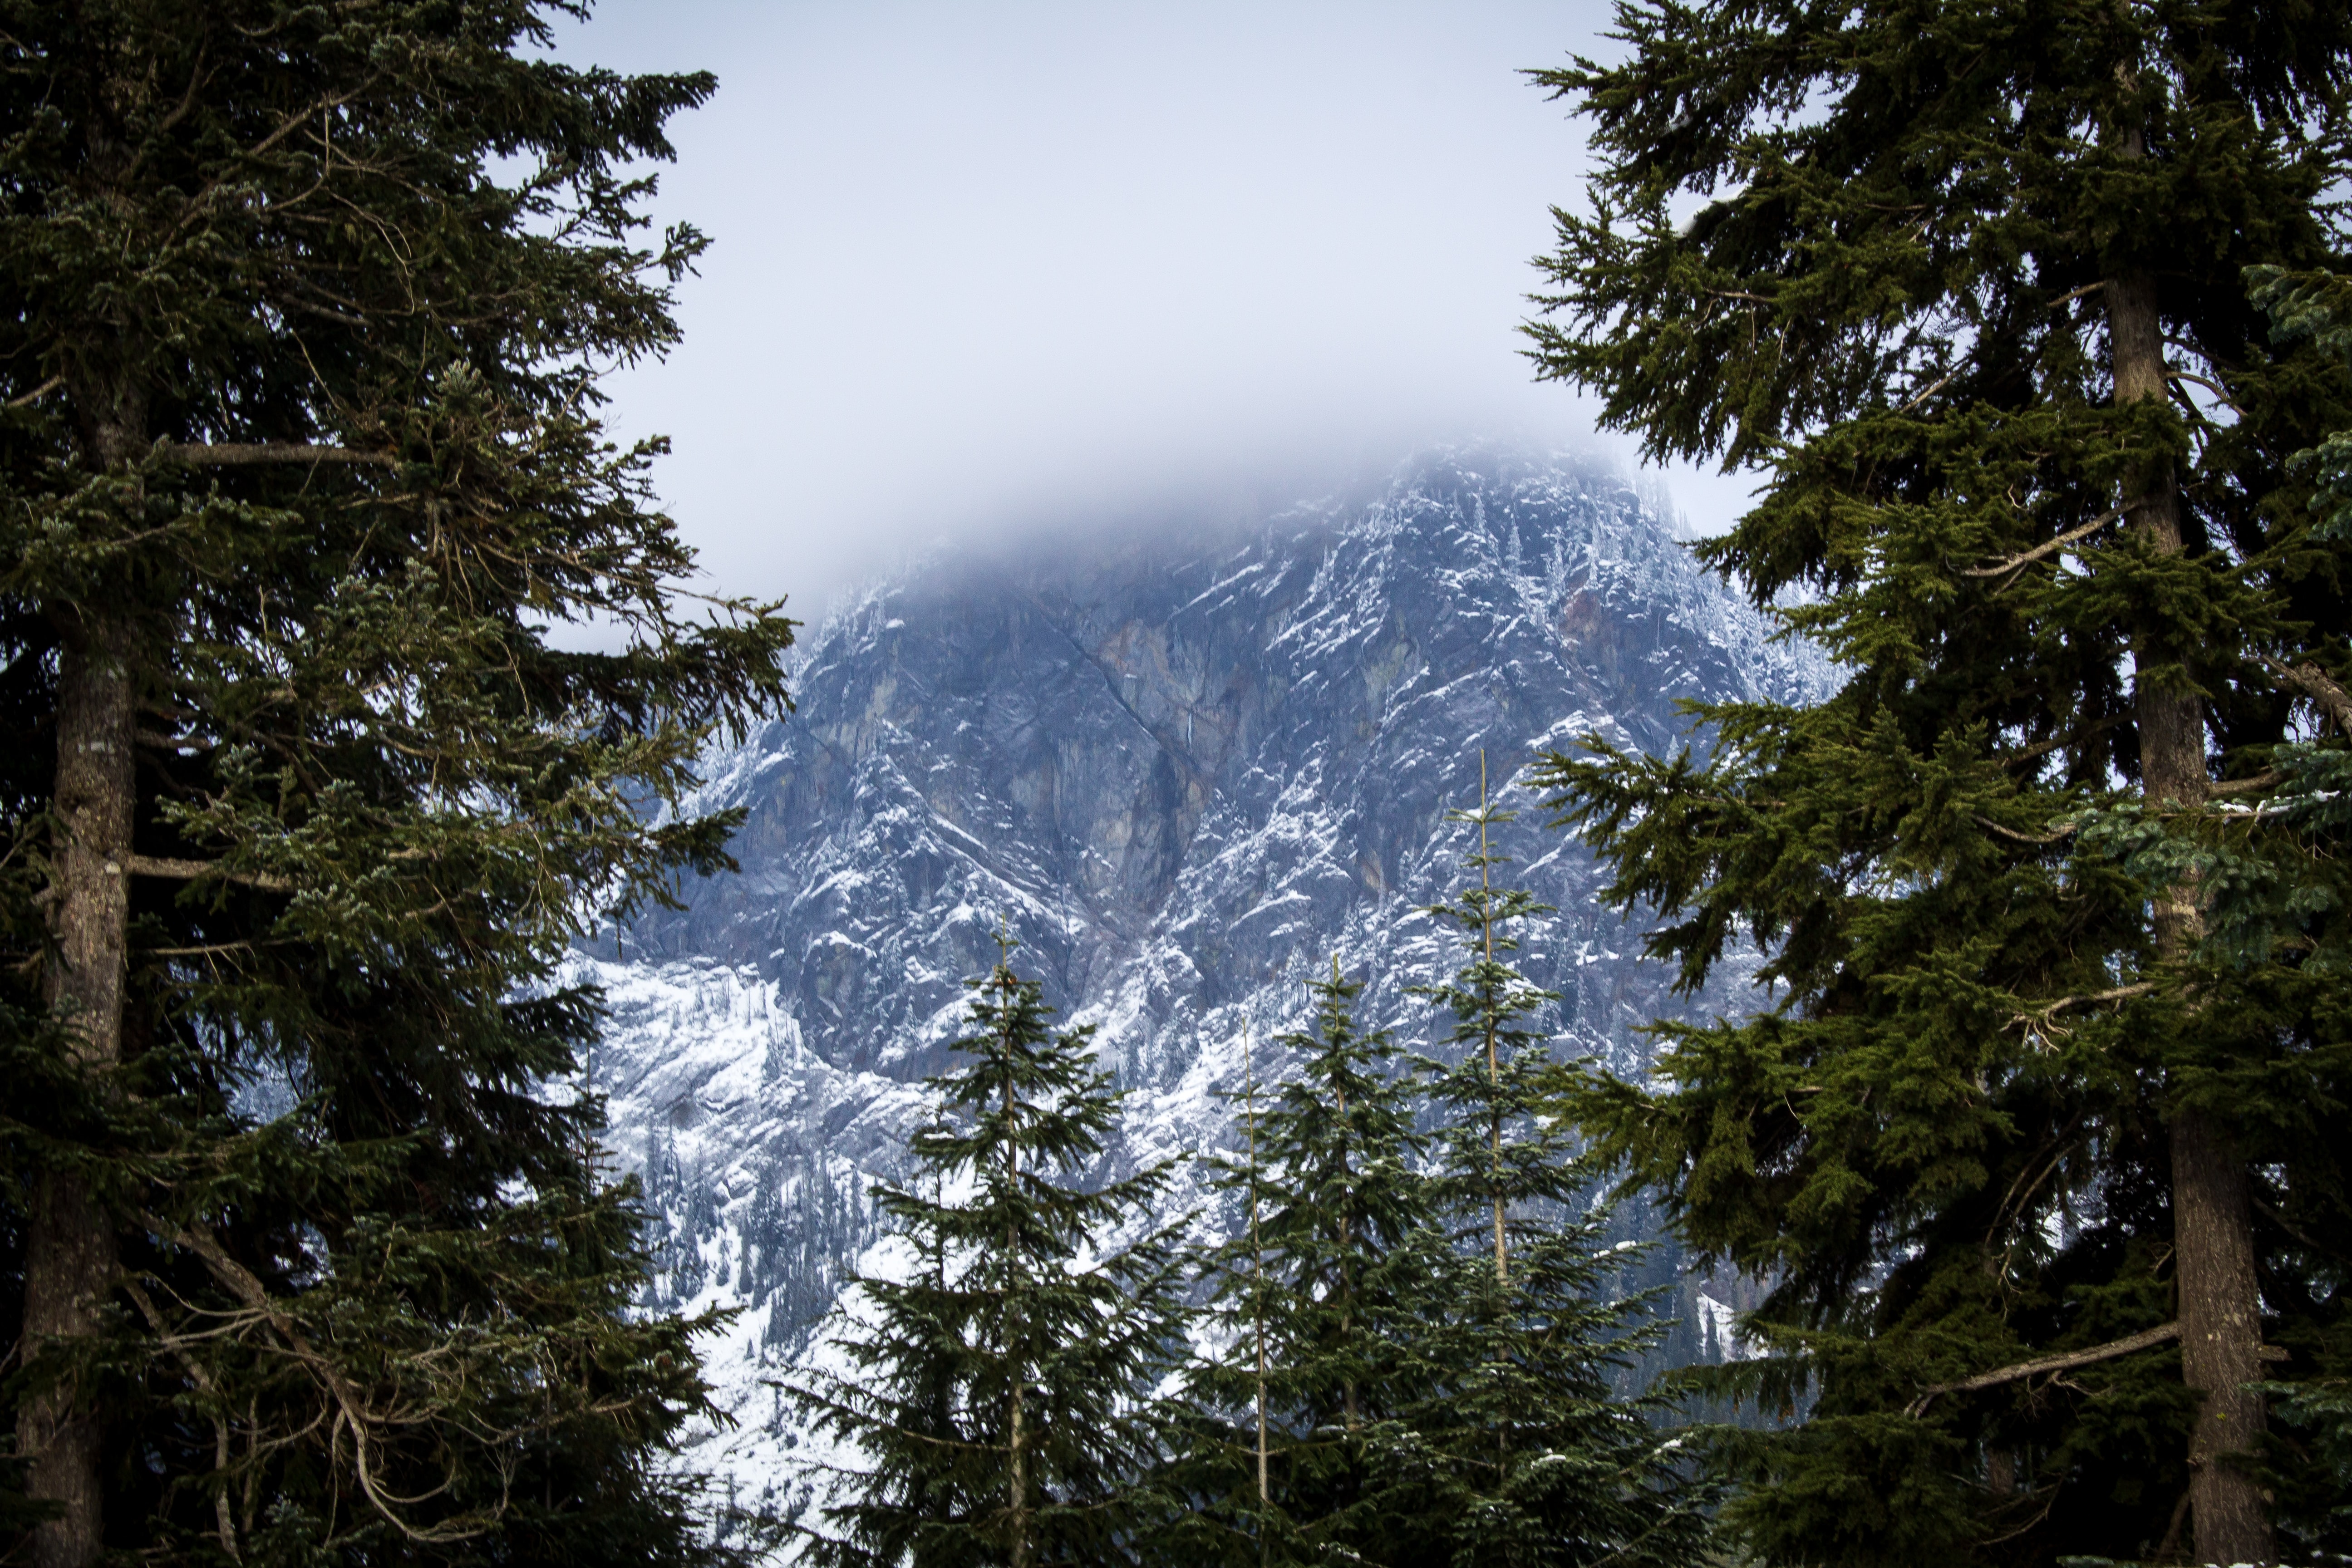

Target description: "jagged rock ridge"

left=579, top=446, right=1822, bottom=1513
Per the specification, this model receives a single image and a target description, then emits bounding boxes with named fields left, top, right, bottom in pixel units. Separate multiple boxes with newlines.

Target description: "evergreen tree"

left=1172, top=964, right=1437, bottom=1566
left=0, top=3, right=794, bottom=1563
left=1524, top=4, right=2352, bottom=1563
left=2228, top=263, right=2352, bottom=1566
left=1399, top=769, right=1712, bottom=1568
left=793, top=951, right=1189, bottom=1568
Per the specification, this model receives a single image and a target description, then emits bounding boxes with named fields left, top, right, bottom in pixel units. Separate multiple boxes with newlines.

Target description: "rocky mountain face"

left=576, top=446, right=1824, bottom=1517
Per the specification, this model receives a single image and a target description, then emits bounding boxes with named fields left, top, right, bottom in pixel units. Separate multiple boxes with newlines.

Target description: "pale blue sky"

left=548, top=2, right=1756, bottom=612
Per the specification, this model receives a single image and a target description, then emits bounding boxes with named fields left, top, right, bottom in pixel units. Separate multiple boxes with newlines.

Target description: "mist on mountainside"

left=571, top=445, right=1815, bottom=1517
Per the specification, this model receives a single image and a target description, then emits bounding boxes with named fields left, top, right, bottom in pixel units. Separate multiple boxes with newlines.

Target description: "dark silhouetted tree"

left=1399, top=772, right=1713, bottom=1568
left=793, top=952, right=1188, bottom=1568
left=0, top=3, right=793, bottom=1563
left=1526, top=4, right=2352, bottom=1562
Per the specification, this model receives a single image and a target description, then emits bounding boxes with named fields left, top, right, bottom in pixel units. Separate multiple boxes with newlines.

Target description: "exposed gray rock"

left=580, top=445, right=1821, bottom=1504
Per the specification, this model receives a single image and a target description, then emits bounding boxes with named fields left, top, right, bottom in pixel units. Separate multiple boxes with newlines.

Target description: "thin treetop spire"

left=791, top=946, right=1187, bottom=1568
left=1246, top=1016, right=1269, bottom=1518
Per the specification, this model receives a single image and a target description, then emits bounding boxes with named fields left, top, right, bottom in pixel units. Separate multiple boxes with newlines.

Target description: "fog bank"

left=550, top=2, right=1763, bottom=617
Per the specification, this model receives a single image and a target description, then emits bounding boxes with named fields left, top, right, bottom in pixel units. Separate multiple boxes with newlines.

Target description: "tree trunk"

left=2171, top=1107, right=2271, bottom=1563
left=1008, top=1380, right=1028, bottom=1568
left=1336, top=1077, right=1358, bottom=1433
left=1247, top=1025, right=1269, bottom=1513
left=20, top=619, right=136, bottom=1568
left=1479, top=753, right=1507, bottom=1286
left=2107, top=266, right=2274, bottom=1567
left=1000, top=998, right=1030, bottom=1568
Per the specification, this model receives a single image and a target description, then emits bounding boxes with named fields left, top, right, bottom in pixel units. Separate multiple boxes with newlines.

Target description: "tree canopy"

left=0, top=3, right=792, bottom=1563
left=1526, top=2, right=2352, bottom=1563
left=792, top=954, right=1188, bottom=1568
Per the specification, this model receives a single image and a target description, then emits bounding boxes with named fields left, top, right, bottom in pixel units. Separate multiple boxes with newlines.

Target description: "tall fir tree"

left=1524, top=3, right=2352, bottom=1563
left=1170, top=963, right=1437, bottom=1566
left=0, top=3, right=794, bottom=1563
left=1399, top=768, right=1713, bottom=1568
left=792, top=950, right=1190, bottom=1568
left=2211, top=263, right=2352, bottom=1565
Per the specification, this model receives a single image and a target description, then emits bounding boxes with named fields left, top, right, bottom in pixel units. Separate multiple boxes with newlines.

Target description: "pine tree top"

left=794, top=951, right=1191, bottom=1568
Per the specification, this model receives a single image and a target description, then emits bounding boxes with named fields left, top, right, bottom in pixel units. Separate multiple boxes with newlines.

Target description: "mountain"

left=572, top=445, right=1825, bottom=1523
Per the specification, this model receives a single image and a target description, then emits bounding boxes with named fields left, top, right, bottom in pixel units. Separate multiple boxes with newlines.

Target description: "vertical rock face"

left=581, top=446, right=1824, bottom=1509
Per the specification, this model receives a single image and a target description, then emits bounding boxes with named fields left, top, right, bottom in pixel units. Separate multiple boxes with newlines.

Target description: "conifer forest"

left=3, top=3, right=2350, bottom=1567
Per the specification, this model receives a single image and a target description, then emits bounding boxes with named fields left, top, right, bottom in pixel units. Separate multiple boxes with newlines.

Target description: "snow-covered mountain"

left=576, top=446, right=1825, bottom=1519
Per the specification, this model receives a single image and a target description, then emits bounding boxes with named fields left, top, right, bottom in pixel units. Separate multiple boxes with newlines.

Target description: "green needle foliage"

left=2226, top=263, right=2352, bottom=1563
left=793, top=951, right=1190, bottom=1568
left=1414, top=777, right=1580, bottom=1288
left=1522, top=4, right=2352, bottom=1565
left=1170, top=964, right=1437, bottom=1566
left=1399, top=784, right=1713, bottom=1568
left=0, top=3, right=793, bottom=1563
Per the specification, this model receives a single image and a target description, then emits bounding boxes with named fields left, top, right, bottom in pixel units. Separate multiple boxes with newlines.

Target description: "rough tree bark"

left=20, top=229, right=152, bottom=1558
left=2107, top=266, right=2274, bottom=1566
left=20, top=616, right=136, bottom=1568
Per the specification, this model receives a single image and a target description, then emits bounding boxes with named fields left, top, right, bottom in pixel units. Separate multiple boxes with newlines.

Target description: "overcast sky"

left=547, top=1, right=1756, bottom=615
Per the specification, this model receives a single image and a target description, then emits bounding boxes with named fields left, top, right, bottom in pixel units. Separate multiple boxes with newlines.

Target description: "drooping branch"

left=121, top=1278, right=241, bottom=1560
left=2011, top=981, right=2160, bottom=1044
left=144, top=1214, right=495, bottom=1545
left=1907, top=1321, right=2180, bottom=1415
left=162, top=442, right=397, bottom=468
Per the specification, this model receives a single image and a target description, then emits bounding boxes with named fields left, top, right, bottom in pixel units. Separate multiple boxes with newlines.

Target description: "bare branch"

left=8, top=375, right=64, bottom=408
left=1974, top=814, right=2074, bottom=845
left=2042, top=980, right=2157, bottom=1014
left=135, top=730, right=216, bottom=754
left=2012, top=982, right=2160, bottom=1043
left=162, top=442, right=396, bottom=468
left=122, top=1278, right=241, bottom=1560
left=1998, top=716, right=2127, bottom=771
left=246, top=79, right=376, bottom=162
left=1892, top=369, right=1957, bottom=418
left=2263, top=656, right=2352, bottom=732
left=276, top=297, right=370, bottom=329
left=1961, top=499, right=2141, bottom=579
left=2044, top=281, right=2105, bottom=310
left=1908, top=1321, right=2180, bottom=1415
left=144, top=1214, right=495, bottom=1545
left=127, top=854, right=292, bottom=894
left=2205, top=770, right=2283, bottom=798
left=153, top=45, right=210, bottom=138
left=2168, top=369, right=2243, bottom=415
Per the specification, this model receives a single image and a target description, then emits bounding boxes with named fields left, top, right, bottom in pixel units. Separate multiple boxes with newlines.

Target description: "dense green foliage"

left=1162, top=801, right=1713, bottom=1567
left=0, top=2, right=792, bottom=1563
left=1523, top=2, right=2352, bottom=1563
left=1392, top=803, right=1713, bottom=1568
left=2234, top=261, right=2352, bottom=1562
left=822, top=822, right=1714, bottom=1568
left=791, top=955, right=1189, bottom=1568
left=1171, top=964, right=1440, bottom=1565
